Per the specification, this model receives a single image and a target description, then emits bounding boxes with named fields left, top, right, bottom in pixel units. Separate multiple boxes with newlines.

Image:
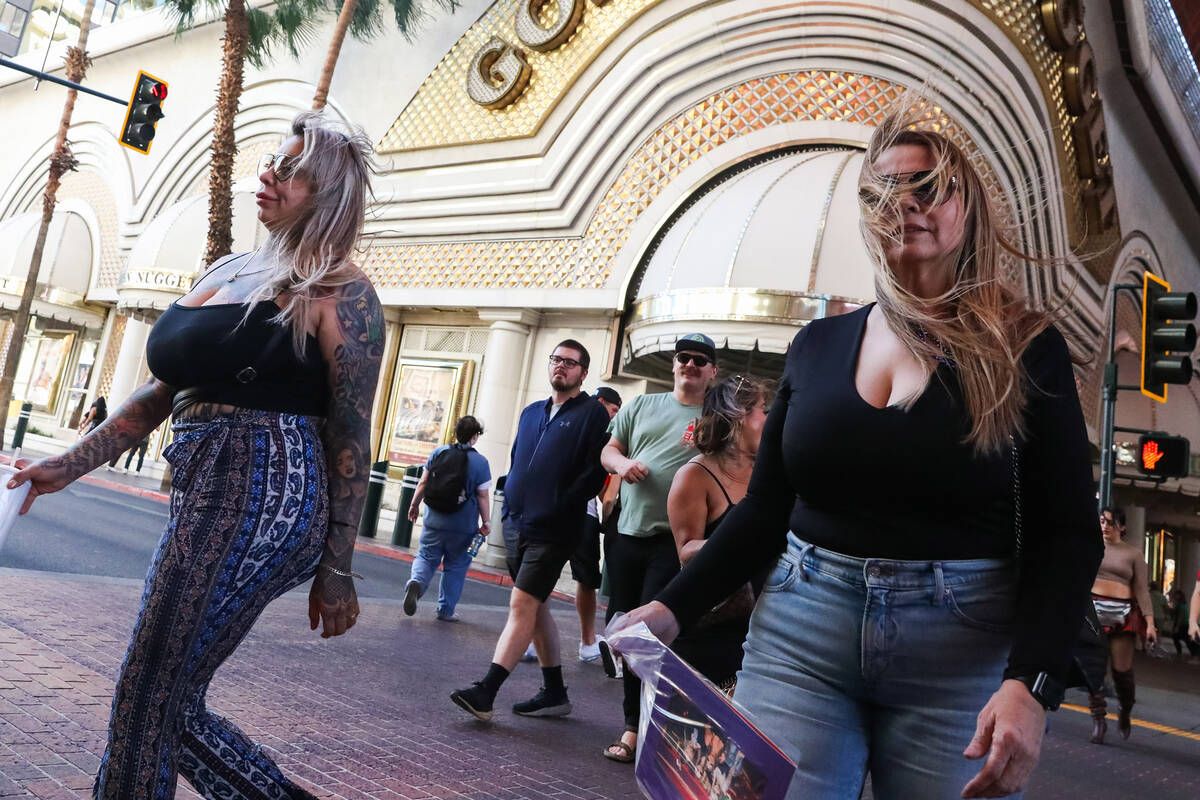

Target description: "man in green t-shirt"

left=598, top=332, right=718, bottom=763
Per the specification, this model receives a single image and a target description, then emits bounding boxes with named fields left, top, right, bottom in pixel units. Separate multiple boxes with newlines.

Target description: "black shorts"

left=569, top=515, right=602, bottom=589
left=512, top=538, right=575, bottom=602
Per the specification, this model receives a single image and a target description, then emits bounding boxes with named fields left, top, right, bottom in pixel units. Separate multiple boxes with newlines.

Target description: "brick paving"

left=0, top=573, right=640, bottom=799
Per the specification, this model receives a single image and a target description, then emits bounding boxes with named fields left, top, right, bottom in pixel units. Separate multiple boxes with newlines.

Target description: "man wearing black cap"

left=598, top=333, right=718, bottom=762
left=571, top=387, right=623, bottom=663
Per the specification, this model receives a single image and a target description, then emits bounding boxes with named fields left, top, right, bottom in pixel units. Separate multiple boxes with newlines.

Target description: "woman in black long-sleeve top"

left=614, top=108, right=1102, bottom=799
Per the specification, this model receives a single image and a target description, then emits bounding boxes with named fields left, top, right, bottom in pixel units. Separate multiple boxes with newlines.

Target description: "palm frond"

left=162, top=0, right=225, bottom=36
left=348, top=0, right=385, bottom=41
left=244, top=6, right=279, bottom=68
left=271, top=0, right=325, bottom=58
left=390, top=0, right=422, bottom=41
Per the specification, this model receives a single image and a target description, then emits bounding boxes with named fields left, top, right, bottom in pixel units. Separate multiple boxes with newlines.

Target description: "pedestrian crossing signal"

left=1136, top=433, right=1190, bottom=478
left=119, top=71, right=167, bottom=154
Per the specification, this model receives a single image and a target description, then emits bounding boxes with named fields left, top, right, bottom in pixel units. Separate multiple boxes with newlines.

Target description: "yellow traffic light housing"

left=119, top=70, right=167, bottom=154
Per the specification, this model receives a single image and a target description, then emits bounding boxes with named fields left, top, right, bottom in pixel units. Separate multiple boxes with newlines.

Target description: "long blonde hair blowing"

left=246, top=111, right=378, bottom=354
left=857, top=108, right=1052, bottom=455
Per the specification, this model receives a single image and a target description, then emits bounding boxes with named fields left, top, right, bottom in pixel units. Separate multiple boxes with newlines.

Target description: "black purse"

left=1011, top=437, right=1106, bottom=693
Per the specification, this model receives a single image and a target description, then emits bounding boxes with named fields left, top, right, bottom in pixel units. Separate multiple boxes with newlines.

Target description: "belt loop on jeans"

left=796, top=542, right=814, bottom=581
left=932, top=561, right=945, bottom=605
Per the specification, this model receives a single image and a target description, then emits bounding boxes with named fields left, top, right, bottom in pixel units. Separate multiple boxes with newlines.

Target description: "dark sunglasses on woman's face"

left=258, top=152, right=300, bottom=182
left=859, top=170, right=957, bottom=209
left=675, top=352, right=711, bottom=368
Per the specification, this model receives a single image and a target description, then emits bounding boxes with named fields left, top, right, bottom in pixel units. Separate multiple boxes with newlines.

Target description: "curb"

left=353, top=537, right=580, bottom=604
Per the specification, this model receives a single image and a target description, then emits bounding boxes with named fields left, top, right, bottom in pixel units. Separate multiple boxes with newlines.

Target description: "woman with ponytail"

left=11, top=111, right=383, bottom=800
left=614, top=105, right=1101, bottom=799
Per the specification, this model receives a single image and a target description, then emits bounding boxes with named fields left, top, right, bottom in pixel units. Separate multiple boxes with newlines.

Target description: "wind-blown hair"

left=693, top=375, right=774, bottom=456
left=245, top=111, right=378, bottom=354
left=857, top=106, right=1053, bottom=455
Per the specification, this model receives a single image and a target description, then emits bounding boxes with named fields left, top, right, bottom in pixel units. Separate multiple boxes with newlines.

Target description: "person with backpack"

left=404, top=415, right=491, bottom=621
left=450, top=340, right=611, bottom=721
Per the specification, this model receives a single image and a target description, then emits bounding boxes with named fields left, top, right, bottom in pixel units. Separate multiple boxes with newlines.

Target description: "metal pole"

left=1099, top=283, right=1143, bottom=511
left=357, top=460, right=389, bottom=539
left=0, top=56, right=126, bottom=105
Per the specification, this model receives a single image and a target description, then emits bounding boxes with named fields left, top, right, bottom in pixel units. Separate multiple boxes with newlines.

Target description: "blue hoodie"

left=503, top=392, right=611, bottom=543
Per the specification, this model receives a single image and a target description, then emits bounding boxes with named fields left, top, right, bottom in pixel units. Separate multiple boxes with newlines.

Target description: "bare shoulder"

left=317, top=266, right=383, bottom=346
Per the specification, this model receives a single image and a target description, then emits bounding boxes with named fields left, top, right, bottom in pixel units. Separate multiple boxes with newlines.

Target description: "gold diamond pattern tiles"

left=97, top=313, right=125, bottom=399
left=378, top=0, right=659, bottom=152
left=363, top=72, right=979, bottom=291
left=58, top=171, right=122, bottom=289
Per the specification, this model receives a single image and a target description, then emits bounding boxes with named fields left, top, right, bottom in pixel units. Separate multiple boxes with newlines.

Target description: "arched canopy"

left=0, top=209, right=104, bottom=329
left=624, top=147, right=873, bottom=378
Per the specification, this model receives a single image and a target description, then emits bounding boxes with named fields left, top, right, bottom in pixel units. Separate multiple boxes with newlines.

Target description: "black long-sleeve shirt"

left=658, top=305, right=1102, bottom=683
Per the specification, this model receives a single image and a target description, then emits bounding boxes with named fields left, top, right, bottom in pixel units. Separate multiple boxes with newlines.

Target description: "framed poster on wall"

left=384, top=357, right=475, bottom=469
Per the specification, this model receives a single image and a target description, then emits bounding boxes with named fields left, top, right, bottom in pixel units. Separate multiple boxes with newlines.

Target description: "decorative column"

left=105, top=316, right=151, bottom=409
left=473, top=309, right=538, bottom=568
left=473, top=308, right=539, bottom=473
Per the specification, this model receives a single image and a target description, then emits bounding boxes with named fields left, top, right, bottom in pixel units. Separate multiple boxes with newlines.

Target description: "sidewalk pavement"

left=0, top=570, right=639, bottom=799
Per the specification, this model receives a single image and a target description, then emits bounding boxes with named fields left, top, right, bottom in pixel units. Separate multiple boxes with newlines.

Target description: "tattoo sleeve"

left=318, top=278, right=384, bottom=568
left=48, top=379, right=175, bottom=480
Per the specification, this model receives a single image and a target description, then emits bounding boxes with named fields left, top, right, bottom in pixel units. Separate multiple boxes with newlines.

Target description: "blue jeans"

left=408, top=523, right=474, bottom=617
left=733, top=533, right=1020, bottom=800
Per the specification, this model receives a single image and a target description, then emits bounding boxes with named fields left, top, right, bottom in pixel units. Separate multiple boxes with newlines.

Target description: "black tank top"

left=692, top=461, right=735, bottom=538
left=146, top=301, right=329, bottom=416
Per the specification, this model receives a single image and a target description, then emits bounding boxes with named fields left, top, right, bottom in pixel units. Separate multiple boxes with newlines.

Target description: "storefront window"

left=16, top=0, right=164, bottom=55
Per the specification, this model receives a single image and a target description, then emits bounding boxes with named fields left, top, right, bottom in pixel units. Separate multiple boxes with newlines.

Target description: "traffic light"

left=1136, top=432, right=1190, bottom=478
left=1140, top=271, right=1196, bottom=402
left=119, top=71, right=167, bottom=154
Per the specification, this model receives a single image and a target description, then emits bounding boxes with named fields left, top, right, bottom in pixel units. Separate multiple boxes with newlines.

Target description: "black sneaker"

left=450, top=682, right=495, bottom=721
left=512, top=686, right=572, bottom=717
left=403, top=582, right=420, bottom=617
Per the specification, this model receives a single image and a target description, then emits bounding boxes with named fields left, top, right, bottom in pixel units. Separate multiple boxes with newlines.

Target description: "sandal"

left=603, top=739, right=635, bottom=763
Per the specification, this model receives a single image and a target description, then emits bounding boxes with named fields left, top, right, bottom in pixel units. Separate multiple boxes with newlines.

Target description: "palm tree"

left=312, top=0, right=457, bottom=111
left=166, top=0, right=325, bottom=266
left=0, top=0, right=97, bottom=445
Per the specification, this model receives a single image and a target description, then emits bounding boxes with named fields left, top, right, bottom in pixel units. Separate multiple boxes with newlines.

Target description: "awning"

left=0, top=209, right=105, bottom=330
left=624, top=147, right=873, bottom=379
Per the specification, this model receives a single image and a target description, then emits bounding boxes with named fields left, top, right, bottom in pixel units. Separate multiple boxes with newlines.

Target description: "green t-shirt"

left=608, top=392, right=701, bottom=538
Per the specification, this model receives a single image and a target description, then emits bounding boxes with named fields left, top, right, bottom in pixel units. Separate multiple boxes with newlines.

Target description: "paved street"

left=0, top=480, right=1198, bottom=798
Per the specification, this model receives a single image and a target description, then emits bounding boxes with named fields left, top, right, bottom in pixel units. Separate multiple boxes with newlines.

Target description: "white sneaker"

left=578, top=640, right=602, bottom=662
left=521, top=642, right=538, bottom=662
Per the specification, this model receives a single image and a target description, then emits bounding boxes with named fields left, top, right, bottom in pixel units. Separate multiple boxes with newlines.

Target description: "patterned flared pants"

left=93, top=409, right=328, bottom=800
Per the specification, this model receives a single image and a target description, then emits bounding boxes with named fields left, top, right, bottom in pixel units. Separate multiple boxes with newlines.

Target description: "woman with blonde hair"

left=614, top=105, right=1101, bottom=798
left=10, top=111, right=383, bottom=800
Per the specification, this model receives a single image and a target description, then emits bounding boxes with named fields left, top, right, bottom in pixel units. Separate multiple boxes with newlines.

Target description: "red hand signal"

left=1142, top=440, right=1165, bottom=471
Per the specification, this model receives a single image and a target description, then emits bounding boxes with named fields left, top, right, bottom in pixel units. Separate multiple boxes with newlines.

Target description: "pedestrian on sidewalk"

left=1087, top=506, right=1158, bottom=744
left=598, top=332, right=716, bottom=763
left=613, top=109, right=1101, bottom=799
left=450, top=339, right=610, bottom=722
left=108, top=434, right=150, bottom=471
left=666, top=374, right=773, bottom=693
left=1167, top=587, right=1199, bottom=657
left=10, top=111, right=382, bottom=800
left=404, top=416, right=491, bottom=621
left=571, top=386, right=622, bottom=664
left=77, top=395, right=106, bottom=437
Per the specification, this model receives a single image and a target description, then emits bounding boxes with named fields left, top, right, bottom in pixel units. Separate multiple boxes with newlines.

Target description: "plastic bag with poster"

left=606, top=622, right=796, bottom=800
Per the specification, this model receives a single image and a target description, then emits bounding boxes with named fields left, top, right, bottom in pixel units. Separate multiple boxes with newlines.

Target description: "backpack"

left=423, top=445, right=471, bottom=513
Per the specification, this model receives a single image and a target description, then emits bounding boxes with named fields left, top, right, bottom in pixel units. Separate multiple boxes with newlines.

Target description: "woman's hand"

left=308, top=568, right=360, bottom=638
left=7, top=457, right=79, bottom=514
left=606, top=600, right=681, bottom=646
left=407, top=503, right=419, bottom=523
left=961, top=679, right=1046, bottom=798
left=1145, top=619, right=1158, bottom=646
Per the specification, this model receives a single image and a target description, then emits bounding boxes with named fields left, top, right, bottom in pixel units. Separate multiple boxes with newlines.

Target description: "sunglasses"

left=258, top=152, right=301, bottom=182
left=675, top=352, right=712, bottom=368
left=859, top=170, right=957, bottom=209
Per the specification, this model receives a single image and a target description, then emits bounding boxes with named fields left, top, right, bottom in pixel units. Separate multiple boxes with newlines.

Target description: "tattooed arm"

left=8, top=378, right=175, bottom=513
left=309, top=273, right=384, bottom=638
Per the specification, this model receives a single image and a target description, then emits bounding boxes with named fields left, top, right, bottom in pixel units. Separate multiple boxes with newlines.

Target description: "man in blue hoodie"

left=450, top=339, right=611, bottom=721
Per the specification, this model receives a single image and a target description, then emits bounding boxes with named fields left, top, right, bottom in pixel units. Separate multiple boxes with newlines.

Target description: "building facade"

left=2, top=0, right=1200, bottom=588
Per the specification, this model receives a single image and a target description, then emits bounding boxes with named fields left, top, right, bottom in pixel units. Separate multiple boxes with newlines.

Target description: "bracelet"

left=320, top=564, right=364, bottom=580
